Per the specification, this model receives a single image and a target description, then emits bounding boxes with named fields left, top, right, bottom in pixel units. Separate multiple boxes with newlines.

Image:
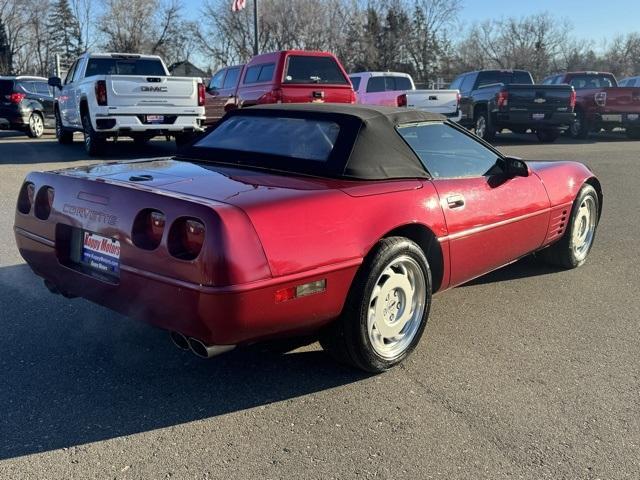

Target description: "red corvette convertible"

left=14, top=104, right=602, bottom=372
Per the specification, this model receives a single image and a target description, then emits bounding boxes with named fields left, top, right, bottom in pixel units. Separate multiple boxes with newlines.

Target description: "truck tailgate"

left=280, top=84, right=354, bottom=104
left=107, top=76, right=200, bottom=108
left=507, top=84, right=572, bottom=112
left=601, top=87, right=640, bottom=113
left=405, top=89, right=459, bottom=115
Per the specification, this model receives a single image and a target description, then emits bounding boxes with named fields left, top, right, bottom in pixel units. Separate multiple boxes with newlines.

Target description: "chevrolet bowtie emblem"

left=534, top=97, right=546, bottom=103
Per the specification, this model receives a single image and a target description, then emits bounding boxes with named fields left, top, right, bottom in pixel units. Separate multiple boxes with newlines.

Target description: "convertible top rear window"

left=195, top=116, right=340, bottom=161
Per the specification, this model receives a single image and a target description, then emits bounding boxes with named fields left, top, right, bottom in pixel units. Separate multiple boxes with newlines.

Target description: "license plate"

left=628, top=114, right=639, bottom=121
left=81, top=232, right=120, bottom=275
left=146, top=115, right=164, bottom=123
left=532, top=113, right=545, bottom=120
left=602, top=114, right=622, bottom=122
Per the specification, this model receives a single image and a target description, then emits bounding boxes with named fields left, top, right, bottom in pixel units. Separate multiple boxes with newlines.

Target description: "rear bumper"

left=495, top=111, right=575, bottom=129
left=0, top=109, right=28, bottom=129
left=593, top=112, right=640, bottom=127
left=92, top=113, right=205, bottom=134
left=15, top=226, right=358, bottom=346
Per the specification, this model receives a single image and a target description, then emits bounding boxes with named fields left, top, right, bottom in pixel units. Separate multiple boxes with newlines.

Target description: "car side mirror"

left=48, top=76, right=62, bottom=89
left=503, top=156, right=529, bottom=177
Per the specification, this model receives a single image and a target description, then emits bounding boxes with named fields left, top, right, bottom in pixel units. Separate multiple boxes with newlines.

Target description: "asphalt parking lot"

left=0, top=129, right=638, bottom=479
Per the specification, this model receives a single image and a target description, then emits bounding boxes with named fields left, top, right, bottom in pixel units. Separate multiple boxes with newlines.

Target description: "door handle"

left=447, top=194, right=465, bottom=208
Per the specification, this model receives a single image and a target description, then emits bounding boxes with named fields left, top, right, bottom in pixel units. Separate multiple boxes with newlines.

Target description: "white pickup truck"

left=349, top=71, right=461, bottom=121
left=48, top=53, right=206, bottom=155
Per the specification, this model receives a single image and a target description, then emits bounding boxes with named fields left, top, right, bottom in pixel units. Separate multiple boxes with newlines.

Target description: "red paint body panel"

left=14, top=157, right=598, bottom=346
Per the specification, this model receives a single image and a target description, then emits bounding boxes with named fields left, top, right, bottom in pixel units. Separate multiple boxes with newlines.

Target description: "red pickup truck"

left=543, top=71, right=640, bottom=139
left=203, top=50, right=356, bottom=125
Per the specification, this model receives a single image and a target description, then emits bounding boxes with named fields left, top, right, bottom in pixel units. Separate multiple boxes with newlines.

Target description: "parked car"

left=542, top=71, right=640, bottom=139
left=48, top=52, right=206, bottom=155
left=0, top=76, right=55, bottom=138
left=234, top=50, right=356, bottom=107
left=14, top=104, right=602, bottom=373
left=619, top=76, right=640, bottom=87
left=349, top=71, right=460, bottom=120
left=452, top=69, right=576, bottom=143
left=204, top=64, right=244, bottom=125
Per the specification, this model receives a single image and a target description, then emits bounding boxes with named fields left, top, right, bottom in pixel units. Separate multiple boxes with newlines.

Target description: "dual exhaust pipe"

left=170, top=331, right=235, bottom=359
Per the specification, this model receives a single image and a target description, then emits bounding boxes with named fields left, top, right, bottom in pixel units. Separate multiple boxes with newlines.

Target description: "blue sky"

left=458, top=0, right=640, bottom=47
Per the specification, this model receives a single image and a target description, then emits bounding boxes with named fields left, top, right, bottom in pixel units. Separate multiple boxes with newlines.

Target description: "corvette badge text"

left=63, top=204, right=118, bottom=225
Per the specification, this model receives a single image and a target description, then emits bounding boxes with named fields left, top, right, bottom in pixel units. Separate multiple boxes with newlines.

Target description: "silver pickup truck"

left=48, top=53, right=206, bottom=155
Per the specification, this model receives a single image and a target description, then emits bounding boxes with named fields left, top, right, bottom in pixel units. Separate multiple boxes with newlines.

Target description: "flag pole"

left=253, top=0, right=259, bottom=56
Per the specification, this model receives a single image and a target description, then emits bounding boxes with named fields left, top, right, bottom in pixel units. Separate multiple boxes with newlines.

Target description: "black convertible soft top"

left=182, top=103, right=447, bottom=180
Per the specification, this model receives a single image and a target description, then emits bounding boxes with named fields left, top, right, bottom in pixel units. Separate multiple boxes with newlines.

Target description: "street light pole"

left=253, top=0, right=259, bottom=56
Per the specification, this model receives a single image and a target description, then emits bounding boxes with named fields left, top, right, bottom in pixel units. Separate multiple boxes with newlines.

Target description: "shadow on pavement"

left=492, top=131, right=632, bottom=146
left=0, top=134, right=177, bottom=165
left=0, top=263, right=367, bottom=460
left=460, top=255, right=562, bottom=287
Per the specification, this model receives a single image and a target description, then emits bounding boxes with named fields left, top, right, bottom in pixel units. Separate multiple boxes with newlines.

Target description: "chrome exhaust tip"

left=169, top=331, right=190, bottom=350
left=187, top=337, right=236, bottom=359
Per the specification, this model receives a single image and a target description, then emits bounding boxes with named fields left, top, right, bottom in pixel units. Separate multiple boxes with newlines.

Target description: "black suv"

left=0, top=76, right=55, bottom=138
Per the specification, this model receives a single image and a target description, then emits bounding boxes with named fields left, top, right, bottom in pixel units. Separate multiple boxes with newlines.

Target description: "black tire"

left=568, top=109, right=590, bottom=139
left=538, top=184, right=599, bottom=269
left=319, top=237, right=432, bottom=373
left=26, top=112, right=44, bottom=138
left=55, top=109, right=74, bottom=144
left=474, top=109, right=496, bottom=142
left=536, top=129, right=560, bottom=143
left=626, top=127, right=640, bottom=140
left=82, top=114, right=106, bottom=156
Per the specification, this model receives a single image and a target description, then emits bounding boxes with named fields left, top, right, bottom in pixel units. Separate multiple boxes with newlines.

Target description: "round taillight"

left=35, top=186, right=55, bottom=220
left=132, top=209, right=165, bottom=250
left=168, top=217, right=205, bottom=260
left=17, top=182, right=35, bottom=214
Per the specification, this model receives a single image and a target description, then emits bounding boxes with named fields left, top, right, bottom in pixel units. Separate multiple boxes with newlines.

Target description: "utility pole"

left=253, top=0, right=259, bottom=56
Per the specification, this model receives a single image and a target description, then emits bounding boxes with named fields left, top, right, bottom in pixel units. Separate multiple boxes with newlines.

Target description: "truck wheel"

left=538, top=184, right=599, bottom=269
left=320, top=237, right=432, bottom=373
left=26, top=112, right=44, bottom=138
left=474, top=110, right=495, bottom=142
left=55, top=109, right=74, bottom=144
left=536, top=129, right=560, bottom=143
left=568, top=110, right=589, bottom=139
left=626, top=127, right=640, bottom=140
left=82, top=114, right=106, bottom=156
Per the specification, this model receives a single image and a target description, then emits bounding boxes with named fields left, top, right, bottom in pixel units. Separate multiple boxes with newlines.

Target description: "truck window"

left=569, top=74, right=615, bottom=89
left=394, top=76, right=412, bottom=91
left=476, top=71, right=533, bottom=88
left=460, top=74, right=475, bottom=93
left=223, top=67, right=241, bottom=89
left=84, top=58, right=167, bottom=77
left=243, top=64, right=274, bottom=84
left=283, top=56, right=348, bottom=85
left=64, top=61, right=78, bottom=84
left=366, top=76, right=386, bottom=93
left=397, top=122, right=499, bottom=178
left=349, top=76, right=361, bottom=91
left=209, top=69, right=225, bottom=90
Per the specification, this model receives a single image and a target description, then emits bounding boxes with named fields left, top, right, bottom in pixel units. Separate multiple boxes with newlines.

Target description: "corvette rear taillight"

left=168, top=217, right=205, bottom=260
left=569, top=90, right=577, bottom=109
left=397, top=93, right=407, bottom=107
left=8, top=92, right=26, bottom=104
left=496, top=90, right=509, bottom=108
left=95, top=80, right=108, bottom=106
left=594, top=91, right=607, bottom=107
left=132, top=209, right=165, bottom=250
left=35, top=186, right=55, bottom=220
left=198, top=82, right=205, bottom=106
left=17, top=181, right=35, bottom=214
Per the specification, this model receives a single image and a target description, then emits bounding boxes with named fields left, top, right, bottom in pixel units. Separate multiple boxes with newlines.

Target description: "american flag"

left=232, top=0, right=246, bottom=11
